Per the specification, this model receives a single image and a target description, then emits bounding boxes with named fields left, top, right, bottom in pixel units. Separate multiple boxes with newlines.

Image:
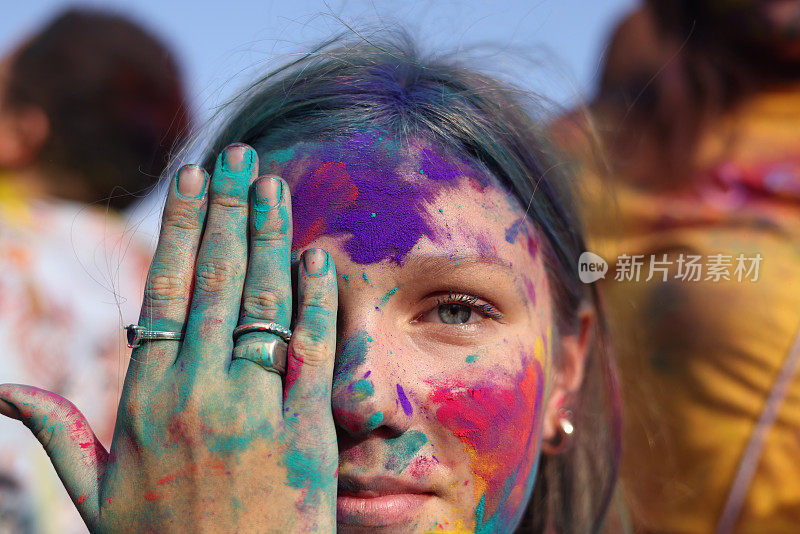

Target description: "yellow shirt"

left=568, top=88, right=800, bottom=533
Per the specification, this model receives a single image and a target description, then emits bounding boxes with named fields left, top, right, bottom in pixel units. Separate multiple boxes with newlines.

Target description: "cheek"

left=426, top=355, right=545, bottom=530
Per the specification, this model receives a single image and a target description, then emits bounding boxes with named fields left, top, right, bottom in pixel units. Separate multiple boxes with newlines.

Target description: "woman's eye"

left=438, top=303, right=473, bottom=324
left=418, top=293, right=502, bottom=325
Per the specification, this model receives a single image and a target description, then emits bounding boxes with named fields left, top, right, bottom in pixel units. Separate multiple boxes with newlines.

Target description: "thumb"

left=0, top=384, right=108, bottom=524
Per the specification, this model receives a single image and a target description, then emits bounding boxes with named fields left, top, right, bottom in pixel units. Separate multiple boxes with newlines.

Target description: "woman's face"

left=263, top=131, right=557, bottom=532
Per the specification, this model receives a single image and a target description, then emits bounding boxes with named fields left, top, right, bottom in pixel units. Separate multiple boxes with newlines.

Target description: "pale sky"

left=3, top=0, right=636, bottom=116
left=2, top=0, right=637, bottom=235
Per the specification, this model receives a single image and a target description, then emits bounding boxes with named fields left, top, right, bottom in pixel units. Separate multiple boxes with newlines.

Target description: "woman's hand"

left=0, top=144, right=339, bottom=532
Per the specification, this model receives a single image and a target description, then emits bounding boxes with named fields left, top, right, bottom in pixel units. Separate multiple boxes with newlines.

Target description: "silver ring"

left=232, top=322, right=292, bottom=344
left=231, top=338, right=288, bottom=376
left=125, top=324, right=183, bottom=348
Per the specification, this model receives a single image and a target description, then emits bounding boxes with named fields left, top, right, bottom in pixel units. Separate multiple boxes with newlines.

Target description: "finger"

left=229, top=176, right=292, bottom=395
left=131, top=165, right=208, bottom=379
left=0, top=384, right=107, bottom=527
left=283, top=249, right=338, bottom=420
left=181, top=144, right=258, bottom=374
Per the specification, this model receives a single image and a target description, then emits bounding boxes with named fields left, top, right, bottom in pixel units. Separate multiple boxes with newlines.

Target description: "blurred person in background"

left=554, top=0, right=800, bottom=532
left=0, top=8, right=189, bottom=532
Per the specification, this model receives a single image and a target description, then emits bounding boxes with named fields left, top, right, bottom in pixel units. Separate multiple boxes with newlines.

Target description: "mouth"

left=336, top=475, right=436, bottom=526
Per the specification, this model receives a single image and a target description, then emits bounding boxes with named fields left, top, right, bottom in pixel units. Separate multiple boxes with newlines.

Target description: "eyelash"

left=434, top=291, right=504, bottom=322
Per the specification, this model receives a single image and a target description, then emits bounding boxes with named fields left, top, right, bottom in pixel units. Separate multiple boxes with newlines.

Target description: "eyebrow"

left=402, top=253, right=513, bottom=278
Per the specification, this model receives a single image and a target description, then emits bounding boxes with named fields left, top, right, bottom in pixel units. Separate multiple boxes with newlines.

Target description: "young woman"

left=0, top=36, right=620, bottom=532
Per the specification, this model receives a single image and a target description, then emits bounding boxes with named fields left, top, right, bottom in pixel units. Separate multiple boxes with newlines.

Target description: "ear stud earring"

left=543, top=409, right=574, bottom=455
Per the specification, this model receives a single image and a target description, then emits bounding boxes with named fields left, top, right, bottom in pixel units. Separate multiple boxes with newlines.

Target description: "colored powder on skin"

left=504, top=217, right=526, bottom=244
left=207, top=420, right=273, bottom=453
left=265, top=130, right=492, bottom=266
left=349, top=379, right=374, bottom=401
left=396, top=384, right=413, bottom=416
left=362, top=272, right=369, bottom=284
left=474, top=234, right=498, bottom=259
left=466, top=354, right=478, bottom=363
left=384, top=430, right=428, bottom=473
left=284, top=281, right=337, bottom=398
left=8, top=386, right=110, bottom=469
left=420, top=146, right=465, bottom=182
left=284, top=448, right=331, bottom=505
left=473, top=491, right=508, bottom=534
left=522, top=276, right=536, bottom=306
left=268, top=146, right=296, bottom=167
left=366, top=411, right=384, bottom=429
left=283, top=347, right=302, bottom=399
left=378, top=286, right=399, bottom=306
left=524, top=234, right=539, bottom=259
left=342, top=274, right=350, bottom=283
left=333, top=330, right=371, bottom=390
left=503, top=216, right=539, bottom=260
left=427, top=358, right=545, bottom=530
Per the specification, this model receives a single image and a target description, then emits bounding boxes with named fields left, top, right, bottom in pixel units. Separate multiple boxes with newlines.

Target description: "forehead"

left=260, top=130, right=538, bottom=266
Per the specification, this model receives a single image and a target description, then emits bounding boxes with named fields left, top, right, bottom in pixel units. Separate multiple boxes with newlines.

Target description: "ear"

left=541, top=304, right=595, bottom=449
left=0, top=105, right=49, bottom=168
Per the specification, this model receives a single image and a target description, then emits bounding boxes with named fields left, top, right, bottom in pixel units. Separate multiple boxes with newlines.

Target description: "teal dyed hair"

left=200, top=32, right=621, bottom=533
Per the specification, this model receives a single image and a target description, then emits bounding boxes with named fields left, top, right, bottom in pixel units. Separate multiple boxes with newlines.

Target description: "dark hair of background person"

left=594, top=0, right=800, bottom=188
left=3, top=7, right=190, bottom=209
left=200, top=33, right=622, bottom=534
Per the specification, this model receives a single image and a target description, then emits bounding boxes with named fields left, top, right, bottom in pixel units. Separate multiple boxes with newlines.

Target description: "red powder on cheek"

left=426, top=359, right=544, bottom=525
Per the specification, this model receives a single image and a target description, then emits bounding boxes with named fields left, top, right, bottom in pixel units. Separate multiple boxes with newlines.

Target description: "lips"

left=336, top=475, right=435, bottom=526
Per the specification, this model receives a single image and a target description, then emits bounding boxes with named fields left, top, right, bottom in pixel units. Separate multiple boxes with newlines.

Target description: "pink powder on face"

left=426, top=358, right=545, bottom=528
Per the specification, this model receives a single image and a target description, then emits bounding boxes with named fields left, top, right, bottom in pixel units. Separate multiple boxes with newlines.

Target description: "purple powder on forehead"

left=420, top=147, right=461, bottom=181
left=275, top=131, right=488, bottom=265
left=421, top=146, right=492, bottom=189
left=475, top=233, right=497, bottom=258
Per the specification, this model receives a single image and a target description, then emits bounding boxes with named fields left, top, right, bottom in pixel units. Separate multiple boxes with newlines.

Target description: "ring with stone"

left=125, top=324, right=183, bottom=348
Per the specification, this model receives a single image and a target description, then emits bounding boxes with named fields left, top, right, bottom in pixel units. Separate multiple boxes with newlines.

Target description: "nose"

left=331, top=329, right=412, bottom=438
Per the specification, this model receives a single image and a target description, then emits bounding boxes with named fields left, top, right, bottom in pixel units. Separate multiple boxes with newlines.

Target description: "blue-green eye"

left=438, top=303, right=473, bottom=324
left=422, top=292, right=503, bottom=325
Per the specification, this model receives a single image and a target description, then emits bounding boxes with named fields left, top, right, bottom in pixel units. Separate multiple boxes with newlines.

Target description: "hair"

left=4, top=7, right=190, bottom=209
left=594, top=1, right=800, bottom=188
left=199, top=33, right=621, bottom=533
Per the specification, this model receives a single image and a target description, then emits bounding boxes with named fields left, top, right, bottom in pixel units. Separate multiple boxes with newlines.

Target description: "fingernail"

left=254, top=175, right=283, bottom=209
left=219, top=143, right=255, bottom=174
left=175, top=165, right=207, bottom=199
left=303, top=248, right=329, bottom=277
